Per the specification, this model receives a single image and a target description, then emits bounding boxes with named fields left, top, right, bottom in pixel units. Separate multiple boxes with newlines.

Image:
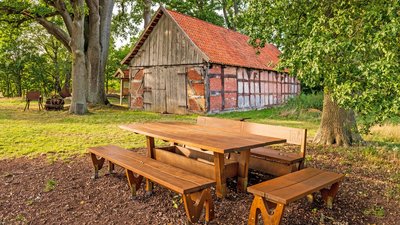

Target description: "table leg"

left=213, top=152, right=227, bottom=198
left=237, top=150, right=250, bottom=192
left=146, top=136, right=155, bottom=158
left=146, top=136, right=155, bottom=192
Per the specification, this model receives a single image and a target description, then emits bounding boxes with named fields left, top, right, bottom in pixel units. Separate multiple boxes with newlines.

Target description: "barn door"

left=143, top=67, right=167, bottom=113
left=143, top=67, right=187, bottom=114
left=165, top=67, right=187, bottom=114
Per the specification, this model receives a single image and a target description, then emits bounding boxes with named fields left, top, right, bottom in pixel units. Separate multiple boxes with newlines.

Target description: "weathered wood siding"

left=142, top=66, right=188, bottom=114
left=129, top=15, right=204, bottom=67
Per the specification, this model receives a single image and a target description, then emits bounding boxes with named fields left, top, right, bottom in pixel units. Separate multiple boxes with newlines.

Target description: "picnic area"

left=1, top=97, right=399, bottom=224
left=1, top=1, right=399, bottom=225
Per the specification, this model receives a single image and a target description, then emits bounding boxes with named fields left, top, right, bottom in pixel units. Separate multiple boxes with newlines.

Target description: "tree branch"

left=0, top=4, right=71, bottom=51
left=36, top=18, right=71, bottom=52
left=52, top=0, right=74, bottom=36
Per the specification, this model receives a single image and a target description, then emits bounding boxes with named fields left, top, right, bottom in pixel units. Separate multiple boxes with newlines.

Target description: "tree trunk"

left=313, top=90, right=363, bottom=146
left=143, top=0, right=152, bottom=27
left=86, top=0, right=103, bottom=104
left=53, top=50, right=62, bottom=94
left=221, top=0, right=232, bottom=29
left=69, top=0, right=88, bottom=115
left=85, top=0, right=113, bottom=105
left=99, top=0, right=114, bottom=103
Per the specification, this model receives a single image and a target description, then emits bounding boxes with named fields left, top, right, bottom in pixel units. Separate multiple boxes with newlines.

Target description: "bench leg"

left=108, top=161, right=115, bottom=175
left=183, top=188, right=214, bottom=223
left=248, top=195, right=285, bottom=225
left=90, top=153, right=105, bottom=179
left=145, top=179, right=153, bottom=194
left=320, top=182, right=341, bottom=209
left=125, top=169, right=143, bottom=198
left=298, top=160, right=305, bottom=170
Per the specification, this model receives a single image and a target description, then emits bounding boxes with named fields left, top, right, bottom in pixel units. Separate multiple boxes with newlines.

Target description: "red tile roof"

left=113, top=68, right=130, bottom=79
left=167, top=10, right=281, bottom=70
left=122, top=7, right=281, bottom=71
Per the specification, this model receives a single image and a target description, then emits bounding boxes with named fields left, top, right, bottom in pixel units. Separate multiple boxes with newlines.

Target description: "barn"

left=121, top=7, right=300, bottom=114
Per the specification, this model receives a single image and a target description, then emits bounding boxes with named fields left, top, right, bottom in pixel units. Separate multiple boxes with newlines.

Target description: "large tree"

left=0, top=0, right=114, bottom=114
left=243, top=0, right=400, bottom=146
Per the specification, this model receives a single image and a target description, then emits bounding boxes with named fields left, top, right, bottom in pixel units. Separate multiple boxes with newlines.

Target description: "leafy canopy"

left=242, top=0, right=400, bottom=128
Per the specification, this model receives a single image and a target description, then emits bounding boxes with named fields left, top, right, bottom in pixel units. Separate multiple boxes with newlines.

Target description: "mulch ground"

left=1, top=147, right=399, bottom=225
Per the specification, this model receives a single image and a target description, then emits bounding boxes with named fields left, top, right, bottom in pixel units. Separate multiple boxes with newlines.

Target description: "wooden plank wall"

left=129, top=15, right=204, bottom=67
left=142, top=67, right=188, bottom=114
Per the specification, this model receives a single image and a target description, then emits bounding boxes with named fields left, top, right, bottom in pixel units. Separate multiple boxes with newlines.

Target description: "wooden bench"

left=247, top=168, right=344, bottom=225
left=88, top=145, right=215, bottom=223
left=197, top=116, right=307, bottom=176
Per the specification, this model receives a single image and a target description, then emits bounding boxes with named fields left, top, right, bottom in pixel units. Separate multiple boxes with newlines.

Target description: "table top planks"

left=119, top=122, right=286, bottom=154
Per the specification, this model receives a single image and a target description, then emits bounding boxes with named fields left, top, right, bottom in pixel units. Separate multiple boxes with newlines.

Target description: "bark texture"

left=69, top=0, right=88, bottom=114
left=143, top=0, right=152, bottom=27
left=85, top=0, right=114, bottom=105
left=314, top=91, right=363, bottom=146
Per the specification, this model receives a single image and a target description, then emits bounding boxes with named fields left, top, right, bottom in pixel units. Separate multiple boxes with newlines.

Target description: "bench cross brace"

left=125, top=169, right=144, bottom=197
left=182, top=189, right=214, bottom=223
left=248, top=195, right=285, bottom=225
left=320, top=182, right=341, bottom=209
left=90, top=153, right=105, bottom=179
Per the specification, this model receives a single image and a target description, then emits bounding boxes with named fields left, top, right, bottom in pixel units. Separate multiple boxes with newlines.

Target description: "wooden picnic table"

left=119, top=122, right=286, bottom=198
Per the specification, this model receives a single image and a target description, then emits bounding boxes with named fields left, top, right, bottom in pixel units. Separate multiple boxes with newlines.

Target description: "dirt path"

left=1, top=148, right=399, bottom=224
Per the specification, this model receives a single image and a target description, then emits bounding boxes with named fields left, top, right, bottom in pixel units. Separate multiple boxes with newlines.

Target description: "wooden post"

left=120, top=79, right=123, bottom=105
left=146, top=136, right=155, bottom=192
left=146, top=136, right=155, bottom=158
left=237, top=150, right=250, bottom=192
left=213, top=152, right=226, bottom=198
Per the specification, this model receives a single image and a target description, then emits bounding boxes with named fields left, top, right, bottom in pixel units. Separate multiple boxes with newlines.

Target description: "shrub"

left=284, top=92, right=324, bottom=111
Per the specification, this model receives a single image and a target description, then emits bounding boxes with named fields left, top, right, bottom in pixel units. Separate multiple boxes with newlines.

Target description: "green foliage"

left=160, top=0, right=225, bottom=26
left=0, top=20, right=71, bottom=97
left=285, top=93, right=323, bottom=111
left=363, top=205, right=385, bottom=218
left=112, top=0, right=147, bottom=41
left=243, top=0, right=400, bottom=129
left=44, top=179, right=57, bottom=192
left=105, top=41, right=131, bottom=94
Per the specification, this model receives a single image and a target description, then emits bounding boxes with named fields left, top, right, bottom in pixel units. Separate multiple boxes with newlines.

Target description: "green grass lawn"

left=0, top=98, right=195, bottom=160
left=0, top=97, right=399, bottom=161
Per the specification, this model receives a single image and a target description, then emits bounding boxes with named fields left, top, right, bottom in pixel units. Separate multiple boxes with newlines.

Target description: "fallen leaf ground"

left=1, top=145, right=398, bottom=225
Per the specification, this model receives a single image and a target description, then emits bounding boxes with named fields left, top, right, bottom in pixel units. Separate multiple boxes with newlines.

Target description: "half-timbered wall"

left=127, top=13, right=300, bottom=114
left=129, top=15, right=204, bottom=67
left=130, top=69, right=144, bottom=109
left=208, top=64, right=300, bottom=113
left=187, top=67, right=206, bottom=112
